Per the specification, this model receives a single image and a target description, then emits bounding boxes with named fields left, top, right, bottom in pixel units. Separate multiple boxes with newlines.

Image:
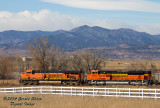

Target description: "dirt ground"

left=0, top=94, right=160, bottom=108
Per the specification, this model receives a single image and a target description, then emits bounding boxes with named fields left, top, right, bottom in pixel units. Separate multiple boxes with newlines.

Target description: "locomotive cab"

left=20, top=70, right=40, bottom=85
left=22, top=70, right=33, bottom=79
left=88, top=70, right=99, bottom=79
left=25, top=70, right=32, bottom=74
left=91, top=70, right=98, bottom=74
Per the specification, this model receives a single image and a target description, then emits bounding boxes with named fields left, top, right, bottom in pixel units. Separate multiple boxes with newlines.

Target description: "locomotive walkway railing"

left=0, top=86, right=160, bottom=99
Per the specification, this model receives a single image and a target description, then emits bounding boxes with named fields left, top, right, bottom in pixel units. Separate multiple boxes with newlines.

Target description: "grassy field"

left=0, top=80, right=20, bottom=87
left=102, top=59, right=160, bottom=71
left=0, top=94, right=160, bottom=108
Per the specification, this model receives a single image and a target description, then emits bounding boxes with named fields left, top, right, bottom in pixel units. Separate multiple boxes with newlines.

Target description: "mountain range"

left=1, top=25, right=160, bottom=60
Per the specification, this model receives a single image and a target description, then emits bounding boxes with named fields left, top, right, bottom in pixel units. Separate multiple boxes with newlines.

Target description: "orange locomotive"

left=20, top=70, right=152, bottom=85
left=20, top=70, right=82, bottom=85
left=87, top=70, right=152, bottom=85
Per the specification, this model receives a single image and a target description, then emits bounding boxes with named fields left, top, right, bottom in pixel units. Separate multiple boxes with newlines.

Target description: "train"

left=19, top=69, right=152, bottom=86
left=87, top=70, right=152, bottom=85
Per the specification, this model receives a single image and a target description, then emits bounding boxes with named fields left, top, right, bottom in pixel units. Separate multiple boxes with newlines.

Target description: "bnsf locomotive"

left=20, top=70, right=152, bottom=85
left=20, top=70, right=82, bottom=85
left=87, top=70, right=151, bottom=85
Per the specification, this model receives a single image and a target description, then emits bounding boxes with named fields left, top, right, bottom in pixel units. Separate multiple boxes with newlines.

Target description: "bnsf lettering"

left=48, top=74, right=62, bottom=78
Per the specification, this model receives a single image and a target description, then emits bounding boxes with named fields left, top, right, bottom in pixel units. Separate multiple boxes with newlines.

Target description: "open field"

left=102, top=59, right=160, bottom=71
left=0, top=94, right=160, bottom=108
left=0, top=80, right=20, bottom=87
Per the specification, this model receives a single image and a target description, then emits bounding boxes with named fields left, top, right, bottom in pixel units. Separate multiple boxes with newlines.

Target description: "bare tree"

left=48, top=47, right=61, bottom=70
left=48, top=46, right=69, bottom=70
left=28, top=38, right=67, bottom=70
left=81, top=49, right=105, bottom=72
left=56, top=54, right=69, bottom=70
left=128, top=62, right=148, bottom=71
left=0, top=57, right=13, bottom=79
left=71, top=49, right=106, bottom=79
left=71, top=52, right=87, bottom=71
left=150, top=63, right=157, bottom=84
left=28, top=38, right=50, bottom=70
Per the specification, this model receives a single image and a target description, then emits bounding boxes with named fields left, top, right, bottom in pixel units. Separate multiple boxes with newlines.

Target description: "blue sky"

left=0, top=0, right=160, bottom=34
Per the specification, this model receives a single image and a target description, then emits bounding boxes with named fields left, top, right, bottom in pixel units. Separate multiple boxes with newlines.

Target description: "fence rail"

left=0, top=86, right=160, bottom=99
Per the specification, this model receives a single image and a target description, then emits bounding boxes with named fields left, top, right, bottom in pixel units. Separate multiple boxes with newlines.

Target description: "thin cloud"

left=0, top=9, right=87, bottom=31
left=134, top=23, right=160, bottom=35
left=0, top=9, right=160, bottom=35
left=42, top=0, right=160, bottom=13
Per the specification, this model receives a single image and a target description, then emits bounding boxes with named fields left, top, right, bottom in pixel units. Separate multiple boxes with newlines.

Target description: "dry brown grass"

left=0, top=94, right=160, bottom=108
left=0, top=80, right=20, bottom=87
left=0, top=80, right=61, bottom=87
left=103, top=59, right=160, bottom=71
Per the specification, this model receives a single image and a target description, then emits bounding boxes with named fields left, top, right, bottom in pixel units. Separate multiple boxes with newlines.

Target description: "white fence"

left=0, top=86, right=160, bottom=99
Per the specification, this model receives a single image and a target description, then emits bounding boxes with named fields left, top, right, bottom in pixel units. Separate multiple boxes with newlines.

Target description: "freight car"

left=19, top=70, right=152, bottom=85
left=19, top=70, right=82, bottom=85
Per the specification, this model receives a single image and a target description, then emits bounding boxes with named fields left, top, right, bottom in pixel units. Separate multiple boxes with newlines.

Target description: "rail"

left=0, top=86, right=160, bottom=99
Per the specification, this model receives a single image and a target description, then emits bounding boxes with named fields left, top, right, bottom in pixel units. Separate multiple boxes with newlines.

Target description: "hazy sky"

left=0, top=0, right=160, bottom=34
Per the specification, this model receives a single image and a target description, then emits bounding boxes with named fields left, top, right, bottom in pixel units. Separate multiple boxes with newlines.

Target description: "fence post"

left=93, top=87, right=94, bottom=97
left=149, top=88, right=151, bottom=97
left=129, top=88, right=130, bottom=98
left=76, top=87, right=77, bottom=95
left=142, top=88, right=143, bottom=99
left=61, top=86, right=62, bottom=95
left=116, top=88, right=118, bottom=98
left=105, top=88, right=106, bottom=97
left=155, top=89, right=157, bottom=100
left=22, top=87, right=23, bottom=94
left=40, top=86, right=42, bottom=94
left=32, top=86, right=33, bottom=94
left=82, top=87, right=83, bottom=97
left=51, top=86, right=52, bottom=94
left=71, top=86, right=72, bottom=96
left=108, top=89, right=110, bottom=95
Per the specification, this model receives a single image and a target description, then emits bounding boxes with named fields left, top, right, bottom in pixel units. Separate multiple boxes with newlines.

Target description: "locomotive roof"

left=32, top=70, right=82, bottom=74
left=98, top=70, right=151, bottom=75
